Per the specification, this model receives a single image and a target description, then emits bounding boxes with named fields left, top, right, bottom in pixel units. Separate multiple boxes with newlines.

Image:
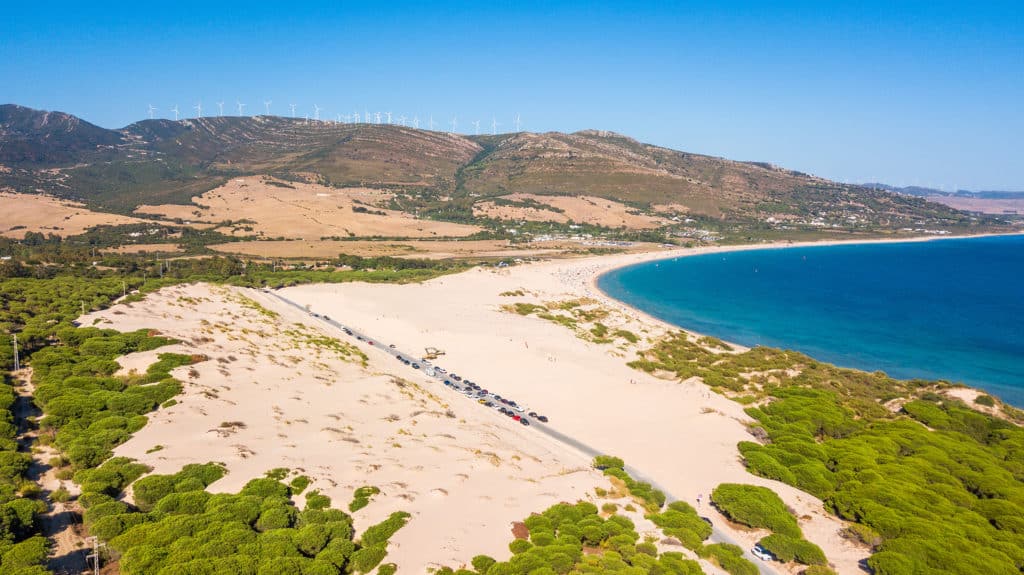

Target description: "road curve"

left=263, top=289, right=781, bottom=575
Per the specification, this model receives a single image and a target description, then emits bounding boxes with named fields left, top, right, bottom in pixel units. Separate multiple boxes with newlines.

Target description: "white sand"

left=86, top=284, right=606, bottom=572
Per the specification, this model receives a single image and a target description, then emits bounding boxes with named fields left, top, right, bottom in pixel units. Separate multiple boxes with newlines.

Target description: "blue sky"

left=2, top=1, right=1021, bottom=190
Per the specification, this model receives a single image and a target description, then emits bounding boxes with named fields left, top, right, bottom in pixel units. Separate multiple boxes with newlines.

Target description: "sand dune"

left=86, top=284, right=605, bottom=571
left=78, top=241, right=912, bottom=572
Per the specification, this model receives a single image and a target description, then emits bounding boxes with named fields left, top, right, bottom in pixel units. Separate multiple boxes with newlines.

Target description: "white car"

left=751, top=544, right=775, bottom=562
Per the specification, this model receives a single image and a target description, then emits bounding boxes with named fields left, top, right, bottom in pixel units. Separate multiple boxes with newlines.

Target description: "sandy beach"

left=80, top=233, right=1022, bottom=573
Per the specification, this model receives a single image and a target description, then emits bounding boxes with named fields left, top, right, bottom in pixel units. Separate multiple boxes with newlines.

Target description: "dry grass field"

left=472, top=193, right=671, bottom=229
left=0, top=191, right=150, bottom=238
left=135, top=177, right=482, bottom=239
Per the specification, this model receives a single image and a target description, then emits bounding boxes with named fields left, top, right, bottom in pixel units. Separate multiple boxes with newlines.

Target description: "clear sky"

left=2, top=1, right=1021, bottom=190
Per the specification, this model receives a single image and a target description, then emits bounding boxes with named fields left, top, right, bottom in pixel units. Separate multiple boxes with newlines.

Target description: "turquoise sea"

left=598, top=235, right=1024, bottom=407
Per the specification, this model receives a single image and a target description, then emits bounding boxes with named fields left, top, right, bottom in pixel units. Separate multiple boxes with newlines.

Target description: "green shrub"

left=350, top=543, right=387, bottom=573
left=592, top=455, right=624, bottom=470
left=360, top=512, right=411, bottom=547
left=290, top=475, right=311, bottom=495
left=701, top=543, right=758, bottom=575
left=471, top=554, right=496, bottom=573
left=349, top=486, right=380, bottom=512
left=759, top=533, right=827, bottom=565
left=508, top=539, right=532, bottom=554
left=711, top=483, right=800, bottom=537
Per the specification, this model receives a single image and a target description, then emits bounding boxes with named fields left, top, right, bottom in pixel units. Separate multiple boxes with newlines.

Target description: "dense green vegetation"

left=592, top=457, right=665, bottom=513
left=71, top=462, right=409, bottom=574
left=710, top=484, right=826, bottom=566
left=438, top=500, right=704, bottom=575
left=631, top=332, right=1024, bottom=574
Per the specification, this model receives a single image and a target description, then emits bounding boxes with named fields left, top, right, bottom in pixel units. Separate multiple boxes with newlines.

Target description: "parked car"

left=752, top=544, right=776, bottom=562
left=411, top=363, right=420, bottom=369
left=520, top=418, right=530, bottom=426
left=537, top=415, right=549, bottom=423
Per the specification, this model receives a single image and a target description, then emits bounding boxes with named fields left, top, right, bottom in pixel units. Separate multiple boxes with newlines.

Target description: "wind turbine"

left=397, top=115, right=407, bottom=126
left=374, top=112, right=381, bottom=124
left=194, top=102, right=203, bottom=118
left=217, top=101, right=225, bottom=116
left=412, top=116, right=419, bottom=129
left=147, top=104, right=157, bottom=119
left=472, top=120, right=481, bottom=135
left=450, top=116, right=458, bottom=134
left=236, top=101, right=246, bottom=116
left=336, top=113, right=342, bottom=123
left=514, top=113, right=521, bottom=132
left=264, top=100, right=272, bottom=115
left=313, top=104, right=321, bottom=121
left=385, top=111, right=392, bottom=124
left=353, top=111, right=360, bottom=123
left=170, top=105, right=180, bottom=121
left=491, top=117, right=500, bottom=135
left=429, top=115, right=435, bottom=130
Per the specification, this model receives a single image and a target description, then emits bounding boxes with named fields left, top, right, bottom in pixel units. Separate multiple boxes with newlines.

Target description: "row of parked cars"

left=442, top=377, right=550, bottom=426
left=332, top=317, right=551, bottom=429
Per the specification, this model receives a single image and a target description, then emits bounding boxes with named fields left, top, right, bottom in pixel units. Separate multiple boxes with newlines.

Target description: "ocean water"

left=598, top=235, right=1024, bottom=407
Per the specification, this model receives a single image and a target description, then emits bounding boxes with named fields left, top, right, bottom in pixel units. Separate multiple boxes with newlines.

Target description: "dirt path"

left=12, top=368, right=90, bottom=574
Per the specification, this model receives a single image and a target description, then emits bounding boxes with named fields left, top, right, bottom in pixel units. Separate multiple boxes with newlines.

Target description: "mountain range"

left=0, top=104, right=1003, bottom=233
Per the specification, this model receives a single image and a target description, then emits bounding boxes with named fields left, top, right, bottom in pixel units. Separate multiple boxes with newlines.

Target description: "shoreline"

left=585, top=231, right=1024, bottom=406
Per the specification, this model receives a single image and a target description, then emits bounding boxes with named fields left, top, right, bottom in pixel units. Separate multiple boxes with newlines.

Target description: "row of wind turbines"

left=147, top=101, right=523, bottom=134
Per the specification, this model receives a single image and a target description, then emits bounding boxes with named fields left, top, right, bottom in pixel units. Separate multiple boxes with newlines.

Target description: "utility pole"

left=12, top=334, right=19, bottom=371
left=86, top=536, right=106, bottom=575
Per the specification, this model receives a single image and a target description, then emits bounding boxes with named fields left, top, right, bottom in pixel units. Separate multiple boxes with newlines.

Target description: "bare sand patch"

left=83, top=283, right=604, bottom=571
left=473, top=193, right=670, bottom=229
left=135, top=177, right=482, bottom=239
left=0, top=191, right=149, bottom=238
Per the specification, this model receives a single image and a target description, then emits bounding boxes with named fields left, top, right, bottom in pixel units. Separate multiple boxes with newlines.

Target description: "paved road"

left=264, top=289, right=781, bottom=575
